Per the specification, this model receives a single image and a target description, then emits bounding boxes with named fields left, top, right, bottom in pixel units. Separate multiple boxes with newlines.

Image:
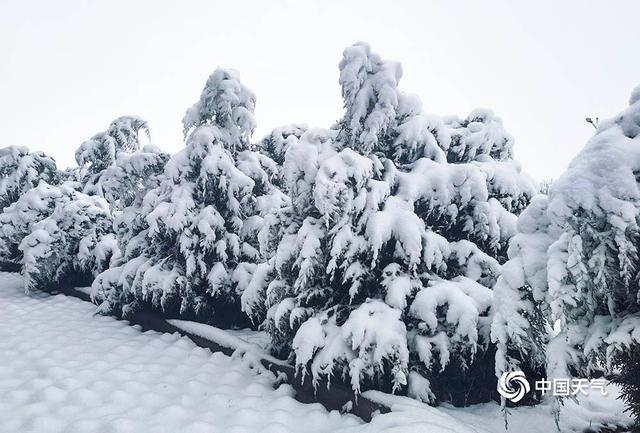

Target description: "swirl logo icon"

left=498, top=371, right=530, bottom=403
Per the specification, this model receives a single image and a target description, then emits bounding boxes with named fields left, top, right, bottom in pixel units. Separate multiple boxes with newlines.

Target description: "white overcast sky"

left=1, top=0, right=638, bottom=181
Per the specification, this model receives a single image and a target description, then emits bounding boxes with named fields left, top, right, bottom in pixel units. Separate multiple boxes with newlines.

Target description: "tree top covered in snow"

left=75, top=116, right=150, bottom=173
left=182, top=68, right=257, bottom=154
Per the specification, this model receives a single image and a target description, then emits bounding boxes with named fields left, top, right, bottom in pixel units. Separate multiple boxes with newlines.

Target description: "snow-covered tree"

left=491, top=84, right=640, bottom=408
left=76, top=116, right=149, bottom=172
left=92, top=69, right=286, bottom=325
left=0, top=146, right=59, bottom=211
left=182, top=69, right=256, bottom=152
left=0, top=181, right=65, bottom=265
left=72, top=118, right=170, bottom=271
left=614, top=344, right=640, bottom=426
left=0, top=180, right=116, bottom=292
left=258, top=124, right=307, bottom=166
left=95, top=144, right=169, bottom=211
left=20, top=185, right=116, bottom=293
left=337, top=42, right=448, bottom=165
left=244, top=43, right=536, bottom=403
left=74, top=115, right=151, bottom=200
left=490, top=195, right=551, bottom=380
left=444, top=109, right=514, bottom=164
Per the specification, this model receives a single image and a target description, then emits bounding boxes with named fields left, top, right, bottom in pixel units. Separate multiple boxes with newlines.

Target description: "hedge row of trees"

left=1, top=43, right=639, bottom=421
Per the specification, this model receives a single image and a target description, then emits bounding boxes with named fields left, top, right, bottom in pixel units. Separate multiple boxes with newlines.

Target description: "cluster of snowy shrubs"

left=0, top=116, right=160, bottom=293
left=1, top=43, right=639, bottom=415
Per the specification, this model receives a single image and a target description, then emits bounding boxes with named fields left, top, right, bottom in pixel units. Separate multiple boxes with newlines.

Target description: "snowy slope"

left=0, top=272, right=631, bottom=433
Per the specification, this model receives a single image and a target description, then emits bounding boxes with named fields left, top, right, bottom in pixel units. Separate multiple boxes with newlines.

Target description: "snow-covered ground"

left=0, top=272, right=632, bottom=433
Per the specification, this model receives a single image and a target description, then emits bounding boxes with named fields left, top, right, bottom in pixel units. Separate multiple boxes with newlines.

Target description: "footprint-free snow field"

left=0, top=273, right=363, bottom=433
left=0, top=272, right=632, bottom=433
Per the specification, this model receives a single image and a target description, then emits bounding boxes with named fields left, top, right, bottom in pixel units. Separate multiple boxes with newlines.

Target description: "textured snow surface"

left=0, top=272, right=631, bottom=433
left=0, top=273, right=361, bottom=433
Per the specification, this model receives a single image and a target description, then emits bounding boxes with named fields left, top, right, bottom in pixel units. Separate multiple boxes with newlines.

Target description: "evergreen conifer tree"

left=244, top=43, right=535, bottom=402
left=93, top=69, right=285, bottom=325
left=491, top=84, right=640, bottom=419
left=0, top=146, right=59, bottom=211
